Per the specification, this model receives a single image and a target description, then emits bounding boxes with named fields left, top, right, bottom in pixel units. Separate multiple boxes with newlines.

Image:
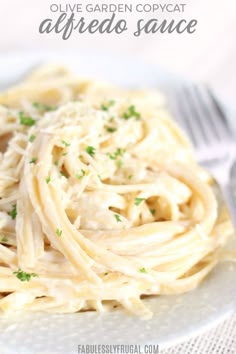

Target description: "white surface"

left=160, top=312, right=236, bottom=354
left=0, top=0, right=235, bottom=105
left=0, top=53, right=235, bottom=354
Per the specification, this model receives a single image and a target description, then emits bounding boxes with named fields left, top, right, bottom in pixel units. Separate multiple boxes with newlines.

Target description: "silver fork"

left=174, top=84, right=236, bottom=228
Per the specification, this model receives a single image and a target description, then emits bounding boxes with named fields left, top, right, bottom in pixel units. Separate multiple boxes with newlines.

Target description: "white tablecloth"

left=161, top=312, right=236, bottom=354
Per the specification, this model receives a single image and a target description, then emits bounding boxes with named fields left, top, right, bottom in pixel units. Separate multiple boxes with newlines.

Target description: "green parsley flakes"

left=139, top=268, right=148, bottom=274
left=56, top=229, right=62, bottom=237
left=116, top=160, right=123, bottom=168
left=114, top=214, right=122, bottom=222
left=1, top=236, right=8, bottom=243
left=13, top=268, right=38, bottom=282
left=106, top=127, right=116, bottom=133
left=123, top=105, right=141, bottom=120
left=134, top=198, right=145, bottom=206
left=9, top=204, right=17, bottom=220
left=108, top=148, right=125, bottom=160
left=45, top=176, right=51, bottom=184
left=33, top=102, right=56, bottom=112
left=86, top=146, right=96, bottom=157
left=62, top=140, right=70, bottom=147
left=115, top=148, right=125, bottom=157
left=60, top=171, right=68, bottom=178
left=19, top=112, right=36, bottom=126
left=101, top=100, right=115, bottom=111
left=76, top=169, right=86, bottom=179
left=29, top=134, right=36, bottom=143
left=29, top=157, right=37, bottom=164
left=150, top=208, right=156, bottom=216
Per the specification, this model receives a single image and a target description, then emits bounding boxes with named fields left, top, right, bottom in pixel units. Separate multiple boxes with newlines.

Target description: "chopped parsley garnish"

left=13, top=268, right=38, bottom=282
left=123, top=105, right=141, bottom=120
left=45, top=176, right=51, bottom=184
left=108, top=148, right=125, bottom=160
left=128, top=174, right=133, bottom=180
left=29, top=157, right=37, bottom=164
left=62, top=152, right=68, bottom=156
left=29, top=134, right=36, bottom=143
left=1, top=236, right=8, bottom=243
left=86, top=146, right=96, bottom=157
left=54, top=160, right=59, bottom=166
left=56, top=229, right=62, bottom=237
left=106, top=127, right=116, bottom=133
left=116, top=148, right=125, bottom=157
left=134, top=198, right=145, bottom=206
left=108, top=154, right=116, bottom=160
left=101, top=100, right=115, bottom=111
left=9, top=204, right=17, bottom=220
left=62, top=140, right=70, bottom=147
left=116, top=160, right=123, bottom=168
left=60, top=171, right=68, bottom=178
left=19, top=112, right=36, bottom=126
left=33, top=102, right=56, bottom=112
left=97, top=174, right=102, bottom=181
left=150, top=208, right=156, bottom=216
left=139, top=268, right=148, bottom=274
left=114, top=214, right=122, bottom=222
left=76, top=169, right=86, bottom=179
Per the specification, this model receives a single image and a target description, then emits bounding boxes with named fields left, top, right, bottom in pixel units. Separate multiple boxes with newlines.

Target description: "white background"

left=0, top=0, right=235, bottom=104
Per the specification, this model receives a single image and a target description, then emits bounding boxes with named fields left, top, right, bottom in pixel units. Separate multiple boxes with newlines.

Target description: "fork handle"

left=221, top=183, right=236, bottom=230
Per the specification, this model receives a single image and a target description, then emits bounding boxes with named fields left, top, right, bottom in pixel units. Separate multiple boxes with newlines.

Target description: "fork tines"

left=175, top=84, right=233, bottom=149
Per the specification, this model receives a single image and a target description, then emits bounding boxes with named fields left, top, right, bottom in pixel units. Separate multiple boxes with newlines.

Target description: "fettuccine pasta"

left=0, top=65, right=234, bottom=318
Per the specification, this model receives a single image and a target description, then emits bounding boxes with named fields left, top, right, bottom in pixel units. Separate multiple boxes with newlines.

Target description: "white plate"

left=0, top=51, right=235, bottom=354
